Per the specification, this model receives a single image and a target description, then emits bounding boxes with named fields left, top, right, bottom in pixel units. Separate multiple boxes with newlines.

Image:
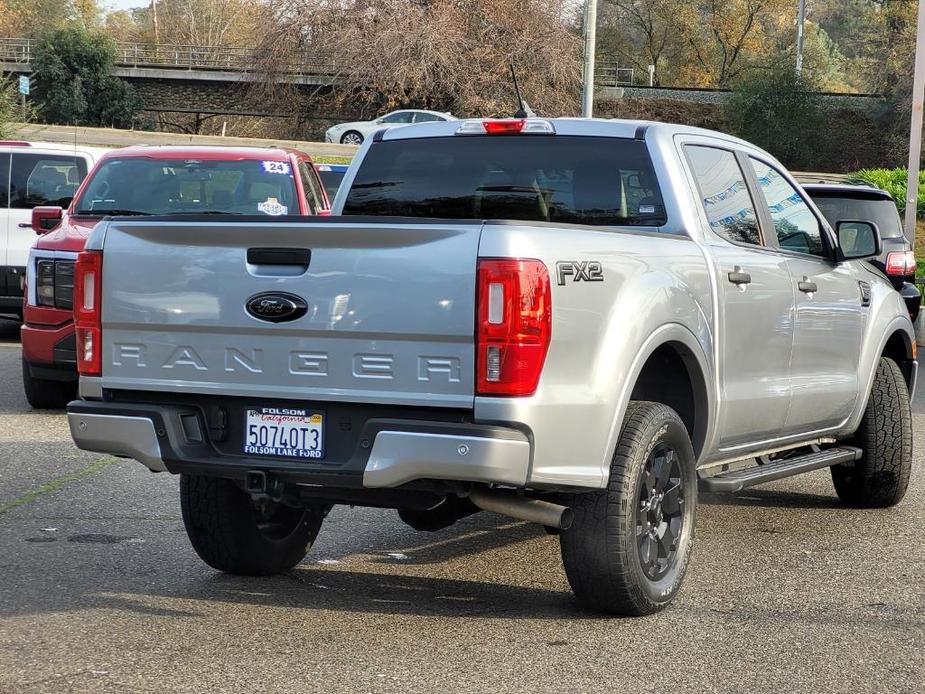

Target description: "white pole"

left=581, top=0, right=598, bottom=118
left=905, top=0, right=925, bottom=244
left=795, top=0, right=806, bottom=75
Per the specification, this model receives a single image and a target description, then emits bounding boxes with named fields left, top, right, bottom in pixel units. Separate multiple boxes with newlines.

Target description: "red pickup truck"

left=22, top=145, right=331, bottom=408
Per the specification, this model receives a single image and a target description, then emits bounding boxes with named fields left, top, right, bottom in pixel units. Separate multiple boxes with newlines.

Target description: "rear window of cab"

left=74, top=157, right=298, bottom=217
left=343, top=135, right=667, bottom=227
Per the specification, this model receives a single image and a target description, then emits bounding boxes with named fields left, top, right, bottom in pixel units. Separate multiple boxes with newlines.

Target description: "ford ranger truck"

left=23, top=145, right=331, bottom=409
left=66, top=118, right=916, bottom=616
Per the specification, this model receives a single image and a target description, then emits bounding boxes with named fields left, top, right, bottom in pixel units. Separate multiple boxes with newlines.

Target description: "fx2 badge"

left=556, top=261, right=604, bottom=286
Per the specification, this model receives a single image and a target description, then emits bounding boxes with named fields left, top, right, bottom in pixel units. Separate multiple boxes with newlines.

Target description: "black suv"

left=801, top=178, right=919, bottom=321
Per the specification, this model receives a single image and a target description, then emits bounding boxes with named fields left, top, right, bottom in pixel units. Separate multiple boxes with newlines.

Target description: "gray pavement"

left=0, top=317, right=922, bottom=693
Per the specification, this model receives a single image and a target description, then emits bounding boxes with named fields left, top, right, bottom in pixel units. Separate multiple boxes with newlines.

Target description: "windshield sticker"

left=639, top=204, right=656, bottom=214
left=261, top=161, right=291, bottom=175
left=258, top=197, right=288, bottom=216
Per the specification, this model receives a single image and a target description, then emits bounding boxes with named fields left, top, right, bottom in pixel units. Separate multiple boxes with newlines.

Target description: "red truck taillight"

left=476, top=258, right=551, bottom=397
left=74, top=250, right=103, bottom=376
left=885, top=250, right=916, bottom=276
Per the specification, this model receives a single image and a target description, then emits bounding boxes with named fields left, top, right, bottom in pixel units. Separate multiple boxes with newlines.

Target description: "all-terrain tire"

left=180, top=474, right=325, bottom=575
left=560, top=401, right=697, bottom=616
left=831, top=357, right=912, bottom=508
left=22, top=360, right=75, bottom=409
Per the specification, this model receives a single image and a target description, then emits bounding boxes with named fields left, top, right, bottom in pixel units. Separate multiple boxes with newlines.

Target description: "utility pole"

left=905, top=0, right=925, bottom=246
left=795, top=0, right=806, bottom=75
left=151, top=0, right=160, bottom=46
left=581, top=0, right=598, bottom=118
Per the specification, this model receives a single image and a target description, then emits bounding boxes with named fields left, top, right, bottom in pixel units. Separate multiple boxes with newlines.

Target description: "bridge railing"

left=114, top=43, right=337, bottom=75
left=3, top=36, right=625, bottom=86
left=0, top=37, right=32, bottom=65
left=596, top=65, right=635, bottom=87
left=0, top=37, right=336, bottom=76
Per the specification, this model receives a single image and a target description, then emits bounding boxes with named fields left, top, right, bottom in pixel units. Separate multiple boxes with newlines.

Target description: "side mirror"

left=32, top=206, right=64, bottom=234
left=836, top=220, right=882, bottom=261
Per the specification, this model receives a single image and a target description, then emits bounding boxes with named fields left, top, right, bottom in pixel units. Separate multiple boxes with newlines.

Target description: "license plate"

left=243, top=407, right=324, bottom=460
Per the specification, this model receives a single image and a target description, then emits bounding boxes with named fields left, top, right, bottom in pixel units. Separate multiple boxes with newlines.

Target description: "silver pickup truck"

left=66, top=118, right=915, bottom=615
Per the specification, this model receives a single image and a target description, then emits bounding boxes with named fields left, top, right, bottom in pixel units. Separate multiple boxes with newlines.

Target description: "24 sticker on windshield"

left=258, top=197, right=288, bottom=216
left=261, top=161, right=291, bottom=175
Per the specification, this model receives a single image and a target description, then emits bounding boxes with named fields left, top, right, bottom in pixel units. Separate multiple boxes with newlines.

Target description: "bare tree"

left=253, top=0, right=582, bottom=119
left=601, top=0, right=682, bottom=85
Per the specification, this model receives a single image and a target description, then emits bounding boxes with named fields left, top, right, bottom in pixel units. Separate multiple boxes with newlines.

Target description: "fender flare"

left=598, top=323, right=715, bottom=483
left=847, top=315, right=916, bottom=434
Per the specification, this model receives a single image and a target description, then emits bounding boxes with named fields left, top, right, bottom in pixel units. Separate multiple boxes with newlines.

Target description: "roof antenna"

left=510, top=61, right=535, bottom=118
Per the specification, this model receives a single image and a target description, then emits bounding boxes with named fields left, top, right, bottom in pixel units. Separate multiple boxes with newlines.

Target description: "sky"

left=103, top=0, right=146, bottom=11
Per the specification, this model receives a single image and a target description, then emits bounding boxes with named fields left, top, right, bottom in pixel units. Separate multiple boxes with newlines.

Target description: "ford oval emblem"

left=245, top=292, right=308, bottom=323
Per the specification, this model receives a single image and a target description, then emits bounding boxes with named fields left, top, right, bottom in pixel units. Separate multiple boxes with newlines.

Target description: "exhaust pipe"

left=468, top=488, right=573, bottom=530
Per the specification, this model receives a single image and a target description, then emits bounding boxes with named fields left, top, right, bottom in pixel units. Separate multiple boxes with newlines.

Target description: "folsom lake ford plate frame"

left=244, top=407, right=325, bottom=460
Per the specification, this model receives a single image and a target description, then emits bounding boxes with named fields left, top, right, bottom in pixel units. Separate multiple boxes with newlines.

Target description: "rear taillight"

left=886, top=250, right=916, bottom=276
left=476, top=259, right=551, bottom=397
left=74, top=250, right=103, bottom=376
left=455, top=119, right=556, bottom=136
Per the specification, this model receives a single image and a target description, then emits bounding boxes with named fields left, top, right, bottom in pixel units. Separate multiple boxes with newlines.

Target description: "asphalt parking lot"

left=0, top=317, right=922, bottom=694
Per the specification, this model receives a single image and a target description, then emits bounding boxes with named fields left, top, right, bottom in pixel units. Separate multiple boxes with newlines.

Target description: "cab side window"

left=10, top=153, right=87, bottom=209
left=749, top=158, right=826, bottom=257
left=685, top=145, right=761, bottom=246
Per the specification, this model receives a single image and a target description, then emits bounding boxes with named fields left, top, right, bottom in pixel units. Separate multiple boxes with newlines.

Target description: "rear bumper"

left=66, top=400, right=531, bottom=489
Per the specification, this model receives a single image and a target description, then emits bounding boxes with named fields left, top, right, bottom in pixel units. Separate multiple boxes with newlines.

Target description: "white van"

left=0, top=141, right=107, bottom=318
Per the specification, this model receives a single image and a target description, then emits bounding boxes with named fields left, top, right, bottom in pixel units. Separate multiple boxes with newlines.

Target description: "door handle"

left=17, top=222, right=31, bottom=228
left=246, top=247, right=311, bottom=266
left=727, top=266, right=752, bottom=285
left=798, top=277, right=818, bottom=293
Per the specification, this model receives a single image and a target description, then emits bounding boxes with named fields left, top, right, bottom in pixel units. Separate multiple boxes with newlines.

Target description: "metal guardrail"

left=3, top=37, right=629, bottom=86
left=596, top=65, right=635, bottom=87
left=0, top=37, right=336, bottom=76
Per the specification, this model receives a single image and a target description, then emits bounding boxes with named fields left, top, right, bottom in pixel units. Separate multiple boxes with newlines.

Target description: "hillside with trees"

left=0, top=0, right=920, bottom=170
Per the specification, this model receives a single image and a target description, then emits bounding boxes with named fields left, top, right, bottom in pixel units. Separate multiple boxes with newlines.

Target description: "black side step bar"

left=699, top=446, right=862, bottom=493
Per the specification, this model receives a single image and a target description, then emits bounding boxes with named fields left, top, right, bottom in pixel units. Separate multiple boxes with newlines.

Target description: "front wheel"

left=560, top=401, right=697, bottom=616
left=831, top=357, right=912, bottom=508
left=180, top=475, right=326, bottom=575
left=340, top=131, right=364, bottom=146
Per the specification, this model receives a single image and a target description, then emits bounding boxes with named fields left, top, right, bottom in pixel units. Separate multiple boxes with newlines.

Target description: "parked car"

left=0, top=140, right=106, bottom=319
left=316, top=163, right=350, bottom=201
left=22, top=145, right=331, bottom=409
left=324, top=110, right=456, bottom=145
left=67, top=118, right=914, bottom=616
left=801, top=178, right=919, bottom=321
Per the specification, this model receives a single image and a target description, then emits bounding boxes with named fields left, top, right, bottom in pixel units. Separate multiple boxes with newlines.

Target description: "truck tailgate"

left=97, top=218, right=480, bottom=408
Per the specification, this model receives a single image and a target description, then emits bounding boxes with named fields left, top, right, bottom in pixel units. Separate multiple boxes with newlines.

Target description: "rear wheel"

left=831, top=357, right=912, bottom=507
left=560, top=401, right=697, bottom=615
left=180, top=475, right=326, bottom=575
left=22, top=360, right=75, bottom=409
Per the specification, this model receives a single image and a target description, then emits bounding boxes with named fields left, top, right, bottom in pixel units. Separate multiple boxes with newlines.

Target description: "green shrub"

left=32, top=26, right=141, bottom=128
left=851, top=168, right=925, bottom=219
left=0, top=77, right=15, bottom=139
left=727, top=65, right=833, bottom=170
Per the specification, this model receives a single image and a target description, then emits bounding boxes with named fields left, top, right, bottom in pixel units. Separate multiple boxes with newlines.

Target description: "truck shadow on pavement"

left=699, top=488, right=843, bottom=509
